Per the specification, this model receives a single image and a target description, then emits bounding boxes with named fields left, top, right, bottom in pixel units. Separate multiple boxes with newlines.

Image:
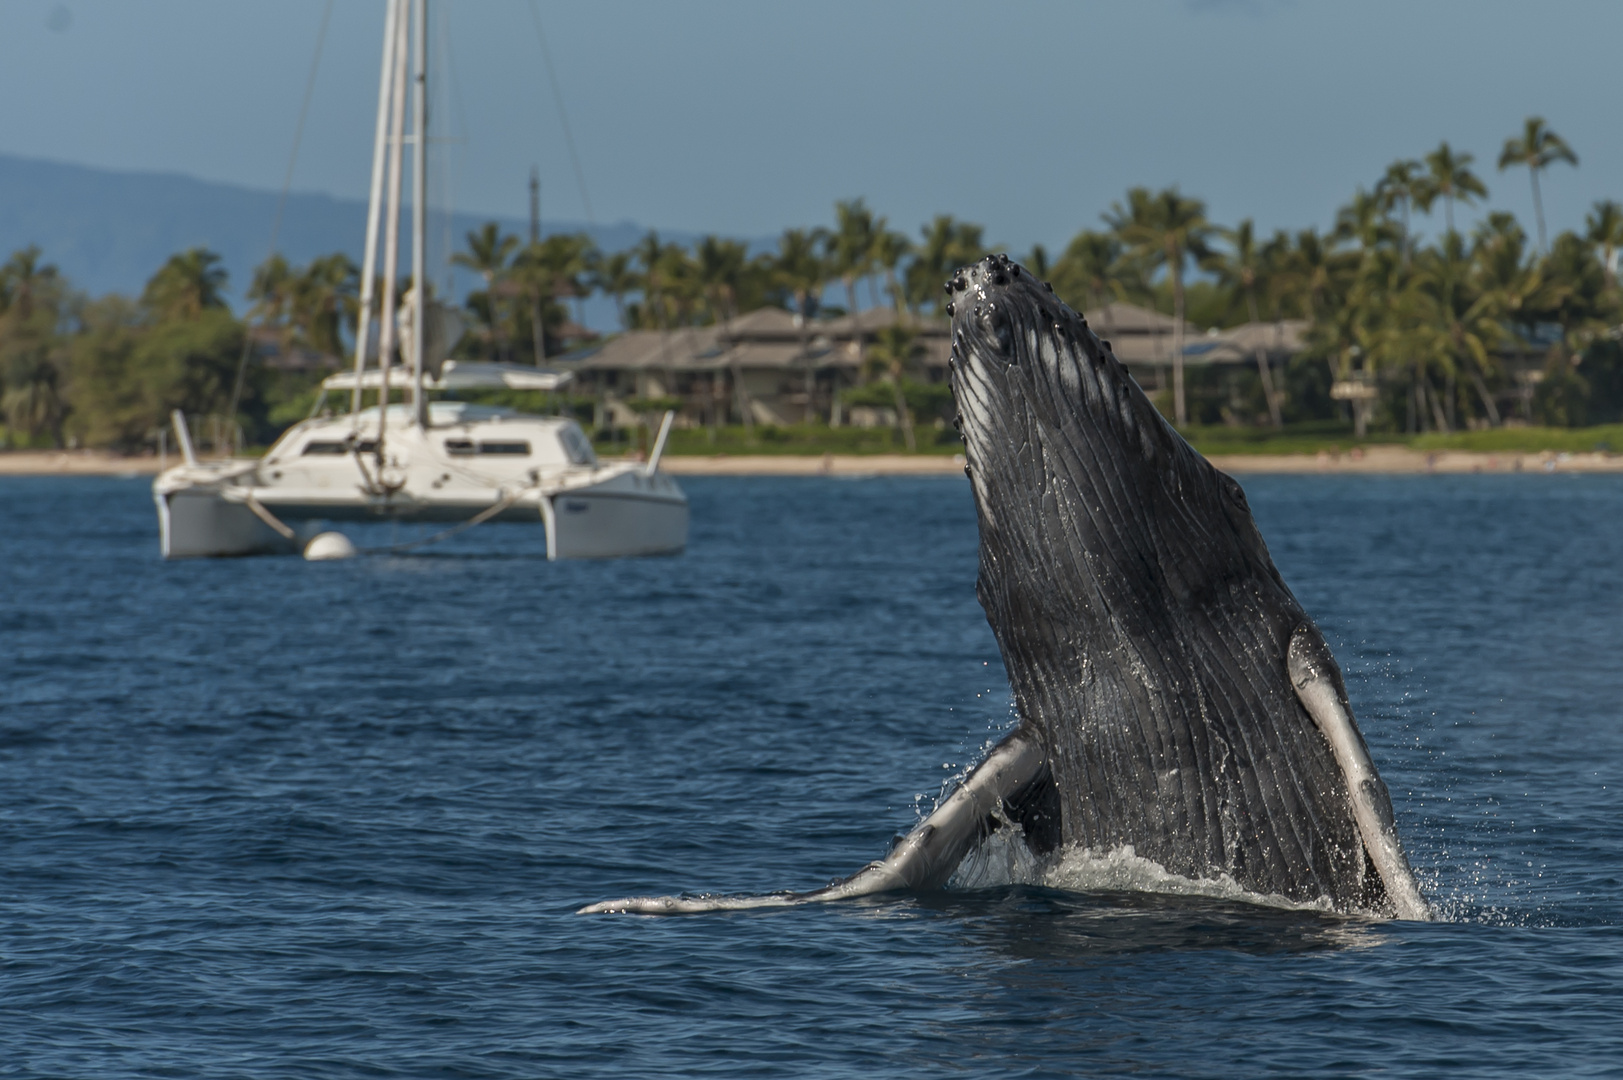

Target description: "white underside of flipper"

left=578, top=729, right=1049, bottom=915
left=1288, top=626, right=1432, bottom=921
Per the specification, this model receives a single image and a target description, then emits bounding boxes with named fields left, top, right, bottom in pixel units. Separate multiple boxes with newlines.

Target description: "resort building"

left=555, top=302, right=1308, bottom=427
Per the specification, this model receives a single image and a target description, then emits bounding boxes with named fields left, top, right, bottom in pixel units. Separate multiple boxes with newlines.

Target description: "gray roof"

left=563, top=306, right=952, bottom=374
left=1084, top=301, right=1194, bottom=336
left=556, top=302, right=1298, bottom=375
left=1179, top=320, right=1309, bottom=365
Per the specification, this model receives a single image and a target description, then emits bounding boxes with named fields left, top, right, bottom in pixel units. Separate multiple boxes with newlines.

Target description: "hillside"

left=0, top=152, right=666, bottom=326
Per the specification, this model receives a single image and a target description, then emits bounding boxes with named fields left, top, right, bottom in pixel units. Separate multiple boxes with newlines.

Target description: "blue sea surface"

left=2, top=473, right=1621, bottom=1078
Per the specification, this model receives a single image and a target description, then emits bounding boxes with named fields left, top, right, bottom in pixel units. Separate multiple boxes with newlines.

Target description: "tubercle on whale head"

left=945, top=254, right=1187, bottom=489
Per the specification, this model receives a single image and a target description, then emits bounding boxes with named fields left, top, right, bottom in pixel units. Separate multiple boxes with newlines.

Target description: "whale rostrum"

left=581, top=254, right=1430, bottom=920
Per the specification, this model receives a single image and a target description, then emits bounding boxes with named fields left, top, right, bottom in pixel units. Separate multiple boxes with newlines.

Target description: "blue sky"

left=2, top=0, right=1619, bottom=258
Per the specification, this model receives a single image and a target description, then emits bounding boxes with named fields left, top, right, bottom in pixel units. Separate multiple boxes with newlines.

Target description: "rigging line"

left=526, top=0, right=595, bottom=224
left=270, top=0, right=336, bottom=255
left=225, top=0, right=336, bottom=432
left=437, top=0, right=464, bottom=297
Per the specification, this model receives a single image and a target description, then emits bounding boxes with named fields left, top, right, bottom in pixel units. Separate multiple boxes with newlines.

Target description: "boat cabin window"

left=559, top=424, right=597, bottom=466
left=302, top=439, right=374, bottom=455
left=444, top=438, right=531, bottom=456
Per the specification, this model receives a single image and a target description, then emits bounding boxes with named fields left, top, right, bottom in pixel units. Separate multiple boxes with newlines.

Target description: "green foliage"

left=62, top=296, right=145, bottom=447
left=0, top=246, right=70, bottom=446
left=1532, top=358, right=1590, bottom=427
left=626, top=395, right=684, bottom=415
left=841, top=378, right=952, bottom=419
left=1183, top=421, right=1623, bottom=457
left=142, top=248, right=228, bottom=320
left=13, top=142, right=1623, bottom=455
left=136, top=310, right=244, bottom=416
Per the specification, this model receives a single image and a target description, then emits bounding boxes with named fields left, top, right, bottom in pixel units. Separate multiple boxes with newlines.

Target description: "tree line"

left=3, top=114, right=1620, bottom=451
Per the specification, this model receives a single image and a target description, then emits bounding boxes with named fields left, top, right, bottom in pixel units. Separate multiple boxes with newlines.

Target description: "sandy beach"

left=0, top=451, right=168, bottom=476
left=1207, top=445, right=1623, bottom=474
left=5, top=446, right=1622, bottom=478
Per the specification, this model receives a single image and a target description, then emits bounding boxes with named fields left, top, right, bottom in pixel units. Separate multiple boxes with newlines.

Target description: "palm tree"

left=0, top=247, right=67, bottom=447
left=906, top=215, right=987, bottom=313
left=864, top=324, right=923, bottom=450
left=588, top=250, right=639, bottom=330
left=1275, top=228, right=1352, bottom=324
left=1022, top=243, right=1051, bottom=281
left=1105, top=186, right=1213, bottom=425
left=1409, top=231, right=1506, bottom=427
left=1335, top=188, right=1400, bottom=253
left=829, top=199, right=878, bottom=317
left=1471, top=212, right=1558, bottom=350
left=1423, top=142, right=1488, bottom=237
left=1214, top=219, right=1283, bottom=427
left=632, top=231, right=677, bottom=330
left=772, top=227, right=829, bottom=420
left=1499, top=117, right=1578, bottom=254
left=0, top=246, right=58, bottom=319
left=1584, top=200, right=1623, bottom=290
left=292, top=254, right=360, bottom=359
left=656, top=244, right=701, bottom=329
left=514, top=232, right=595, bottom=359
left=694, top=236, right=750, bottom=325
left=1377, top=159, right=1429, bottom=262
left=452, top=223, right=518, bottom=359
left=142, top=248, right=228, bottom=321
left=1540, top=230, right=1611, bottom=364
left=1050, top=230, right=1122, bottom=318
left=872, top=229, right=912, bottom=314
left=247, top=254, right=299, bottom=354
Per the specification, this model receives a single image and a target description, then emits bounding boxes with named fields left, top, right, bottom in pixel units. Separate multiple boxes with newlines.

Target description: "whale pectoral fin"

left=1287, top=625, right=1432, bottom=921
left=577, top=727, right=1053, bottom=915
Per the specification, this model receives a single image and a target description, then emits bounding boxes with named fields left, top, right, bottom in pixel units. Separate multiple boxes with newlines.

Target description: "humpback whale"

left=581, top=255, right=1430, bottom=920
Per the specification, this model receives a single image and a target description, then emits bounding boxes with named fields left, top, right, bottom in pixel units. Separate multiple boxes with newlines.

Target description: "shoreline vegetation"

left=5, top=116, right=1623, bottom=464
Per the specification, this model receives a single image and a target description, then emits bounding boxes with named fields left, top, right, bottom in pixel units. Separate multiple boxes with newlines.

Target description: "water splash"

left=951, top=832, right=1340, bottom=915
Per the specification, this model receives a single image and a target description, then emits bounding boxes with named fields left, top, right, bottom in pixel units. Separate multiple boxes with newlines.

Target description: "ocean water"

left=2, top=472, right=1621, bottom=1078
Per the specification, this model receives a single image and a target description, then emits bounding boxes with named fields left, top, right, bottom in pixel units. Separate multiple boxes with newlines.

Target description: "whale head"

left=946, top=253, right=1286, bottom=630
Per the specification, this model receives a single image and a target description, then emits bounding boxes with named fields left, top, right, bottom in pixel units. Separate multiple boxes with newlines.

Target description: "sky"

left=2, top=0, right=1620, bottom=261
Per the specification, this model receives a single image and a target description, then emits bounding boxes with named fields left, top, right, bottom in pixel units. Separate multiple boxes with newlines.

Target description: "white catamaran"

left=153, top=0, right=686, bottom=560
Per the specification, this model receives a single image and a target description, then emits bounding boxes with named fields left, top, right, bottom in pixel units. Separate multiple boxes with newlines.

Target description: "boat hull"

left=552, top=489, right=688, bottom=559
left=153, top=472, right=687, bottom=560
left=156, top=487, right=300, bottom=559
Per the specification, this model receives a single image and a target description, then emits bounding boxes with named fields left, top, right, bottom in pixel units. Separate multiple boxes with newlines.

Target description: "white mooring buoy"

left=304, top=532, right=358, bottom=561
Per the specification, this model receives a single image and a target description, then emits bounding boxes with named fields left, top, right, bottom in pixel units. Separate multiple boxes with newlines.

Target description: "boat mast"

left=375, top=0, right=410, bottom=459
left=350, top=0, right=401, bottom=421
left=410, top=0, right=429, bottom=428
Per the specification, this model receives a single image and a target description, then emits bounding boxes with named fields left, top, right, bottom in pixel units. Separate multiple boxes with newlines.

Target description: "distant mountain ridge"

left=0, top=153, right=692, bottom=328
